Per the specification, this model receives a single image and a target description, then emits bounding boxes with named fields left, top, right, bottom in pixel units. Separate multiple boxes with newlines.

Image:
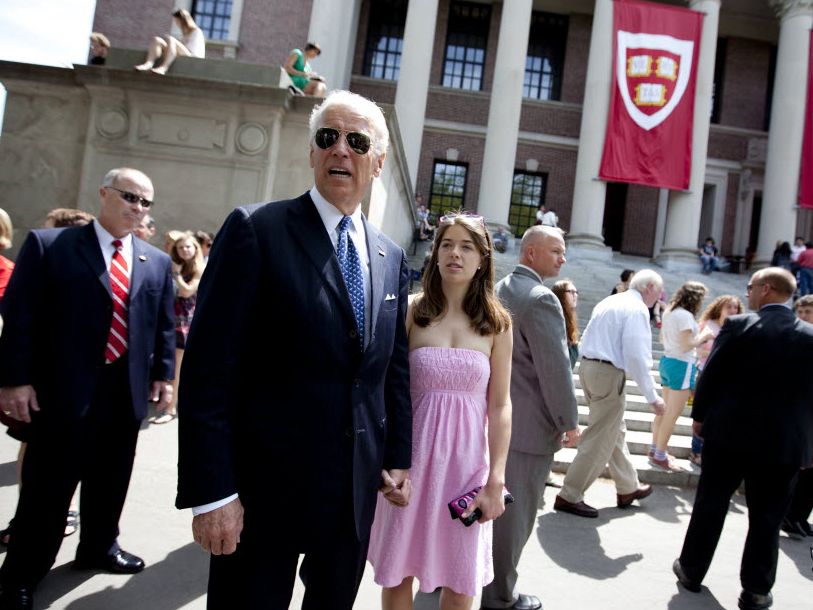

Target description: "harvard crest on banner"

left=599, top=0, right=704, bottom=190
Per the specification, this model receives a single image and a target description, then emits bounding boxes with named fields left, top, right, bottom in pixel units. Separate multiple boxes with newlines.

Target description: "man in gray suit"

left=482, top=226, right=580, bottom=610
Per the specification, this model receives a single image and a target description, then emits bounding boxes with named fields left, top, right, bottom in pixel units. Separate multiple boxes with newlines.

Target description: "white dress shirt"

left=93, top=220, right=134, bottom=276
left=192, top=189, right=374, bottom=517
left=579, top=290, right=659, bottom=403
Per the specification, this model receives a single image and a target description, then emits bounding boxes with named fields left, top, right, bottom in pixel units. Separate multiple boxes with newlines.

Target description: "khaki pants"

left=559, top=359, right=639, bottom=504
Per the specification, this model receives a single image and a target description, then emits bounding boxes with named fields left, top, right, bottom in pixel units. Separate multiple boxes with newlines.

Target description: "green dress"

left=289, top=49, right=311, bottom=90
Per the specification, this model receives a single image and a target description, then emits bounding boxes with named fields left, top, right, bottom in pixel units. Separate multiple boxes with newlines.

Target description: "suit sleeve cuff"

left=191, top=493, right=239, bottom=516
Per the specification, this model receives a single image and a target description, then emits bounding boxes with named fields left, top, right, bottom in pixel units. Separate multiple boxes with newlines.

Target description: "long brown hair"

left=699, top=294, right=744, bottom=323
left=552, top=279, right=579, bottom=345
left=171, top=232, right=205, bottom=279
left=668, top=281, right=708, bottom=316
left=413, top=213, right=511, bottom=336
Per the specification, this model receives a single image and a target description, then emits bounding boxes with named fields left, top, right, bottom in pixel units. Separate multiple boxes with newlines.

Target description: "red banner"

left=799, top=30, right=813, bottom=209
left=599, top=0, right=704, bottom=190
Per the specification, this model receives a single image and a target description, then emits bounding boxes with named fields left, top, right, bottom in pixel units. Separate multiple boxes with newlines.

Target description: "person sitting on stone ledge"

left=89, top=32, right=110, bottom=65
left=492, top=226, right=508, bottom=253
left=134, top=9, right=205, bottom=75
left=284, top=42, right=327, bottom=97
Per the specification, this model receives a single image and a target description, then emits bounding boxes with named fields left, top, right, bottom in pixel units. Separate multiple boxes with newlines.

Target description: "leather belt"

left=583, top=357, right=614, bottom=366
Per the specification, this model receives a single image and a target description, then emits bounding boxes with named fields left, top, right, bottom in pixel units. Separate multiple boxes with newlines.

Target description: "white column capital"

left=769, top=0, right=813, bottom=20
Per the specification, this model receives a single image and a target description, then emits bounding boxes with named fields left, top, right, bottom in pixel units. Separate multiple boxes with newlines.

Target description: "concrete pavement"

left=1, top=415, right=811, bottom=609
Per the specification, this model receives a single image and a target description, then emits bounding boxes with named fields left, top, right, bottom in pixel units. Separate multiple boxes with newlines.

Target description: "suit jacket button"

left=345, top=426, right=354, bottom=437
left=354, top=379, right=361, bottom=387
left=349, top=329, right=358, bottom=339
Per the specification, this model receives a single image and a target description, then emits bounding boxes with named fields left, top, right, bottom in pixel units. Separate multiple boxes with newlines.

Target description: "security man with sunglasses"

left=0, top=168, right=175, bottom=609
left=176, top=90, right=412, bottom=609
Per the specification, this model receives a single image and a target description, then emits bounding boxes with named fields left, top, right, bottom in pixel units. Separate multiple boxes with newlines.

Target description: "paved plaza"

left=1, top=248, right=811, bottom=609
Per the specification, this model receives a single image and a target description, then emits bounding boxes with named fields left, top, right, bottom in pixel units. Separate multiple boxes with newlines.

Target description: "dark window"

left=363, top=0, right=408, bottom=80
left=524, top=12, right=568, bottom=101
left=429, top=162, right=468, bottom=218
left=442, top=2, right=491, bottom=90
left=711, top=37, right=726, bottom=124
left=764, top=45, right=777, bottom=131
left=509, top=172, right=547, bottom=236
left=191, top=0, right=232, bottom=40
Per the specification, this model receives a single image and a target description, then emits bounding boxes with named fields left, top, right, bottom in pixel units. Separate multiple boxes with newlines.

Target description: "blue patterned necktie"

left=337, top=216, right=365, bottom=351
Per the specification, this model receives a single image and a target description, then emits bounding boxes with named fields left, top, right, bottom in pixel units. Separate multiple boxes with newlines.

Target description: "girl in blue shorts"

left=651, top=281, right=713, bottom=473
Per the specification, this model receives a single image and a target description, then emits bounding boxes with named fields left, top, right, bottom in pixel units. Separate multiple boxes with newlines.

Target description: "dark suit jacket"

left=0, top=223, right=176, bottom=422
left=692, top=305, right=813, bottom=467
left=175, top=192, right=412, bottom=540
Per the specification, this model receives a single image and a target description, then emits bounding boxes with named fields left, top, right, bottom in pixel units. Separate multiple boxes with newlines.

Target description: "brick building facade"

left=92, top=0, right=813, bottom=264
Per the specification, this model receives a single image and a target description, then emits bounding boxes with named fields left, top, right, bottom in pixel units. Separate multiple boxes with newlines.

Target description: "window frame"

left=441, top=1, right=492, bottom=91
left=523, top=11, right=568, bottom=101
left=362, top=0, right=408, bottom=80
left=429, top=161, right=469, bottom=220
left=509, top=170, right=548, bottom=237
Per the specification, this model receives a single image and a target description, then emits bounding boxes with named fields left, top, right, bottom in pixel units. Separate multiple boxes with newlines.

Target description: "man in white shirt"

left=555, top=269, right=665, bottom=518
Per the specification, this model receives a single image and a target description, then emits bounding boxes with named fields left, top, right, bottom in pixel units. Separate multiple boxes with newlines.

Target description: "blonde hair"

left=700, top=295, right=744, bottom=323
left=171, top=232, right=205, bottom=279
left=0, top=208, right=12, bottom=251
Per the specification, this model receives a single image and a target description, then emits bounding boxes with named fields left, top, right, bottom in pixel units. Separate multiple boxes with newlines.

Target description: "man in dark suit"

left=673, top=267, right=813, bottom=610
left=176, top=90, right=412, bottom=609
left=0, top=168, right=175, bottom=609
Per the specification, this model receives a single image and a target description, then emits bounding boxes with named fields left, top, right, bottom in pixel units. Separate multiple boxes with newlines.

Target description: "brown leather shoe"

left=617, top=484, right=653, bottom=508
left=553, top=495, right=598, bottom=518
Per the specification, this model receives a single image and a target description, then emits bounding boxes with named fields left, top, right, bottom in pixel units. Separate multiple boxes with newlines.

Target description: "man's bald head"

left=519, top=225, right=566, bottom=280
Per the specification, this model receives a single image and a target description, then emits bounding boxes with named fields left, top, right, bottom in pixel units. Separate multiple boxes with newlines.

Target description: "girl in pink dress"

left=368, top=213, right=513, bottom=610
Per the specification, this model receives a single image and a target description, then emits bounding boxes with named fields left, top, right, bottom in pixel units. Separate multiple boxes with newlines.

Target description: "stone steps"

left=552, top=448, right=701, bottom=488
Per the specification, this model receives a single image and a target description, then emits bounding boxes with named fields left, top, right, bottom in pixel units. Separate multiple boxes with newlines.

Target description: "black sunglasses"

left=107, top=186, right=153, bottom=208
left=314, top=127, right=372, bottom=155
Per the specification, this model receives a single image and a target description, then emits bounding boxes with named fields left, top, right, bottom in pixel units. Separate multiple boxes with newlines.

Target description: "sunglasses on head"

left=314, top=127, right=372, bottom=155
left=107, top=186, right=153, bottom=208
left=439, top=213, right=486, bottom=230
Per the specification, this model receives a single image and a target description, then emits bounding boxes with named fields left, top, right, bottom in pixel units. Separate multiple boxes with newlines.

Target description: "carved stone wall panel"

left=137, top=112, right=227, bottom=150
left=96, top=108, right=129, bottom=139
left=235, top=123, right=268, bottom=155
left=747, top=137, right=768, bottom=164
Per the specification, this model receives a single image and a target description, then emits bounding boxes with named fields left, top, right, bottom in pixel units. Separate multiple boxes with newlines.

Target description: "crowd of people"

left=0, top=90, right=811, bottom=610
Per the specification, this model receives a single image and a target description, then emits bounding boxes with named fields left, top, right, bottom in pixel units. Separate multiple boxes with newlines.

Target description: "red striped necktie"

left=105, top=239, right=130, bottom=363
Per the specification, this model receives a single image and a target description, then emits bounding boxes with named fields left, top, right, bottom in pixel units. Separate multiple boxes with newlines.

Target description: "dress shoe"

left=0, top=587, right=33, bottom=609
left=738, top=589, right=772, bottom=610
left=481, top=593, right=542, bottom=610
left=617, top=484, right=653, bottom=508
left=553, top=495, right=598, bottom=518
left=672, top=558, right=701, bottom=593
left=74, top=548, right=145, bottom=574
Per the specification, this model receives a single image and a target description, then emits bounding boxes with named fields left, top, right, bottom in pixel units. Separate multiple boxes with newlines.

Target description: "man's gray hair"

left=308, top=90, right=389, bottom=157
left=519, top=225, right=565, bottom=257
left=101, top=167, right=152, bottom=191
left=629, top=268, right=663, bottom=292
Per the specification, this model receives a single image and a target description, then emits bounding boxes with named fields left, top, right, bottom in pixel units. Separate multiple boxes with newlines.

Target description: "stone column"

left=567, top=0, right=614, bottom=261
left=756, top=0, right=813, bottom=265
left=476, top=0, right=534, bottom=225
left=307, top=0, right=362, bottom=91
left=394, top=0, right=440, bottom=189
left=653, top=188, right=669, bottom=258
left=655, top=0, right=720, bottom=271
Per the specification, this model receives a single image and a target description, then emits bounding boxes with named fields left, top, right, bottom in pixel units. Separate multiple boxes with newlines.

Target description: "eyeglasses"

left=439, top=214, right=486, bottom=230
left=314, top=127, right=372, bottom=155
left=107, top=187, right=153, bottom=208
left=565, top=289, right=579, bottom=295
left=746, top=282, right=770, bottom=293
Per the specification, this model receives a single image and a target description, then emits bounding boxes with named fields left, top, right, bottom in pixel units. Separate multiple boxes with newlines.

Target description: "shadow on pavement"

left=778, top=533, right=813, bottom=581
left=666, top=587, right=726, bottom=609
left=36, top=543, right=207, bottom=609
left=0, top=460, right=17, bottom=489
left=537, top=509, right=643, bottom=579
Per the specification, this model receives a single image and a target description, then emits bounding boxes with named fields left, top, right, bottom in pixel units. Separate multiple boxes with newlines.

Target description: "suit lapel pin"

left=378, top=249, right=386, bottom=257
left=139, top=255, right=147, bottom=261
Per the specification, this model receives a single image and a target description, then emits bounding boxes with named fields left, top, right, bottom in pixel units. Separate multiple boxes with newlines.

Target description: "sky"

left=0, top=0, right=98, bottom=134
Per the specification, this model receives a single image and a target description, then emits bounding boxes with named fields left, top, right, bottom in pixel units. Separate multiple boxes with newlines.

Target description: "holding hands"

left=380, top=468, right=412, bottom=507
